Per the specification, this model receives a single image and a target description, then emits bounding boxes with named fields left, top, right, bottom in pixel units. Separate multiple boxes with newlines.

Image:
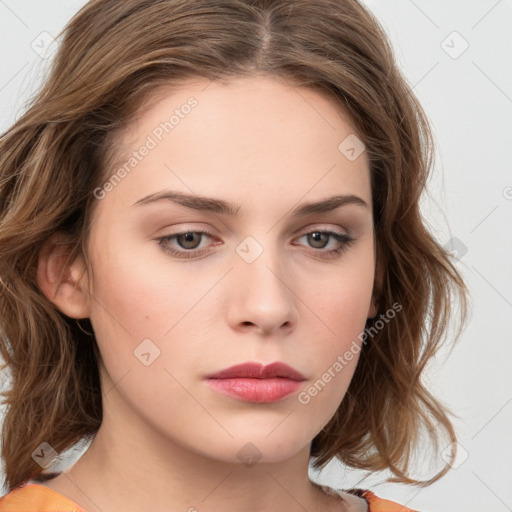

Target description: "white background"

left=0, top=1, right=511, bottom=511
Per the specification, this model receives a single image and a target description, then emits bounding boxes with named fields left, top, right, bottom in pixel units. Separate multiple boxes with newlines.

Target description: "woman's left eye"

left=295, top=230, right=354, bottom=258
left=156, top=229, right=354, bottom=260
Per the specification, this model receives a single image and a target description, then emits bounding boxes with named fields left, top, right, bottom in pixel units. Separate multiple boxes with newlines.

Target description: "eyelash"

left=156, top=228, right=354, bottom=260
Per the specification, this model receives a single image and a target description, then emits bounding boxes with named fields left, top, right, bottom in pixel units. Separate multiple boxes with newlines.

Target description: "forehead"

left=122, top=75, right=358, bottom=145
left=96, top=75, right=371, bottom=216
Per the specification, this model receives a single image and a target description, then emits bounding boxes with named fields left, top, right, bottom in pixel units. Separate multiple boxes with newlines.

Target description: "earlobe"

left=36, top=232, right=91, bottom=319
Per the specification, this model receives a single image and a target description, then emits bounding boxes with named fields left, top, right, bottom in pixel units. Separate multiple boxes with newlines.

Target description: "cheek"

left=87, top=221, right=190, bottom=328
left=307, top=254, right=374, bottom=342
left=85, top=229, right=198, bottom=377
left=85, top=243, right=203, bottom=424
left=293, top=255, right=374, bottom=411
left=85, top=219, right=215, bottom=399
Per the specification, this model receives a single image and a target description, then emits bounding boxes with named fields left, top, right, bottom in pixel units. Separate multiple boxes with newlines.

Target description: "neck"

left=52, top=381, right=343, bottom=512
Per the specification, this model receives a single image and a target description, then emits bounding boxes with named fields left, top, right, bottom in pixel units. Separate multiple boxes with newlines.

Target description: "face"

left=77, top=75, right=376, bottom=464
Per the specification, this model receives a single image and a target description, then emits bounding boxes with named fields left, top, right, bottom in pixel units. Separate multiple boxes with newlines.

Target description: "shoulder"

left=0, top=482, right=86, bottom=512
left=314, top=482, right=419, bottom=512
left=345, top=488, right=420, bottom=512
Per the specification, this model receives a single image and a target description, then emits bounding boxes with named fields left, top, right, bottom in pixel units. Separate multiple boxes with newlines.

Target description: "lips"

left=205, top=361, right=306, bottom=381
left=205, top=361, right=306, bottom=403
left=207, top=378, right=302, bottom=403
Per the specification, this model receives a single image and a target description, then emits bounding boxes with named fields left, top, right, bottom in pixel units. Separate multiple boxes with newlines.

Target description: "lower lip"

left=206, top=377, right=303, bottom=403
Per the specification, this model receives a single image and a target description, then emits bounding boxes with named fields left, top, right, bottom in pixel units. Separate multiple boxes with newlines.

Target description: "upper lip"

left=205, top=362, right=306, bottom=381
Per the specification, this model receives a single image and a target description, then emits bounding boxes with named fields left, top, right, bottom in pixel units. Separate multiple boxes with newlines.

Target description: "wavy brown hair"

left=0, top=0, right=468, bottom=493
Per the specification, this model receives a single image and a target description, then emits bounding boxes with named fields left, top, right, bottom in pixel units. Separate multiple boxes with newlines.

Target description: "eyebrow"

left=131, top=190, right=369, bottom=216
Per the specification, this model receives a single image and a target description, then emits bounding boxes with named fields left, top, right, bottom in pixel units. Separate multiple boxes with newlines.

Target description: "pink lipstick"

left=205, top=362, right=306, bottom=403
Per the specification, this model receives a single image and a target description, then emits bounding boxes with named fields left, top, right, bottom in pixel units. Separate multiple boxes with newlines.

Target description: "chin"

left=212, top=436, right=309, bottom=467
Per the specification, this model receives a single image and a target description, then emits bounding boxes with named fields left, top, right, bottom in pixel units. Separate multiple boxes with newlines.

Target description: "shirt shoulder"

left=346, top=488, right=419, bottom=512
left=315, top=483, right=419, bottom=512
left=0, top=482, right=87, bottom=512
left=1, top=481, right=419, bottom=512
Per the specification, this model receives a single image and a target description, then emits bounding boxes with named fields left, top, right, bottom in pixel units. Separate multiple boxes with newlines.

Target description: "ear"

left=36, top=232, right=91, bottom=319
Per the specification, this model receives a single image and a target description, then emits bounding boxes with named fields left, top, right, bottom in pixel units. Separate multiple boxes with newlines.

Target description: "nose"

left=226, top=239, right=299, bottom=336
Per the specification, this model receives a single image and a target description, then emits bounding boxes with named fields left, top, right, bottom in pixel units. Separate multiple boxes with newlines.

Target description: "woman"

left=0, top=1, right=468, bottom=511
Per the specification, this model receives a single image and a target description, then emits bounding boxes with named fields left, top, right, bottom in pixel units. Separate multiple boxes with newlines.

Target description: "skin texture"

left=37, top=76, right=377, bottom=512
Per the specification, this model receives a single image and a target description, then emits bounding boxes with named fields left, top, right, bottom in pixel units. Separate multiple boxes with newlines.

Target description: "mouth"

left=204, top=361, right=306, bottom=403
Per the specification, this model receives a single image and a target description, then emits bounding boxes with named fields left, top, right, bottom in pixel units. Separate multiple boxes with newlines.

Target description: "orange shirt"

left=0, top=482, right=417, bottom=511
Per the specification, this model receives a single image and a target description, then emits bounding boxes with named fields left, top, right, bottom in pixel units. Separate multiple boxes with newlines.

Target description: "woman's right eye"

left=156, top=230, right=217, bottom=259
